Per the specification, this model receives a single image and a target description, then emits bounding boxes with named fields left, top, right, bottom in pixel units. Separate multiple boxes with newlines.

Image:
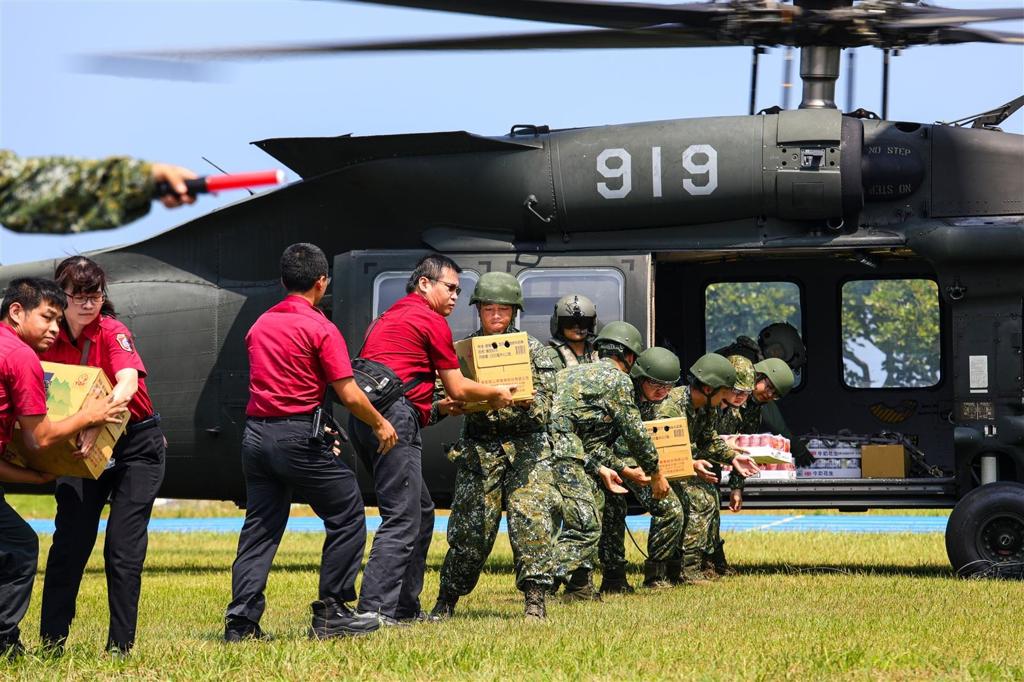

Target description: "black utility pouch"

left=351, top=357, right=408, bottom=414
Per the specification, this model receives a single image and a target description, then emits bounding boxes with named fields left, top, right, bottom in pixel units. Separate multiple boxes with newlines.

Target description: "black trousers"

left=350, top=399, right=434, bottom=619
left=0, top=490, right=38, bottom=644
left=39, top=425, right=165, bottom=651
left=226, top=418, right=366, bottom=625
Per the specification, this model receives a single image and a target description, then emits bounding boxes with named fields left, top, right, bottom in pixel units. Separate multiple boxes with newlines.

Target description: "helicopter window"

left=705, top=279, right=802, bottom=345
left=516, top=268, right=625, bottom=342
left=842, top=278, right=941, bottom=389
left=372, top=270, right=481, bottom=340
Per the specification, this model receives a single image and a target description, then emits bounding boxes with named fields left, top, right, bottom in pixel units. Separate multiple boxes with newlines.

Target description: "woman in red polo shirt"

left=38, top=256, right=165, bottom=656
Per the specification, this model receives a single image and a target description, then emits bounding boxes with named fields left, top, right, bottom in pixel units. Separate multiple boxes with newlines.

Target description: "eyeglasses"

left=643, top=379, right=675, bottom=390
left=427, top=277, right=462, bottom=296
left=65, top=292, right=105, bottom=306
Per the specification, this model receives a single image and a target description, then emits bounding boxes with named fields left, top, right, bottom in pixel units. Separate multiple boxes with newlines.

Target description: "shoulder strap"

left=79, top=338, right=92, bottom=366
left=357, top=311, right=386, bottom=356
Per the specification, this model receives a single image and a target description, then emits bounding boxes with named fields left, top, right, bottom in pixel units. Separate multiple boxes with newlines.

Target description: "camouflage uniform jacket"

left=0, top=151, right=155, bottom=233
left=607, top=387, right=664, bottom=474
left=549, top=358, right=659, bottom=476
left=719, top=404, right=748, bottom=491
left=663, top=385, right=735, bottom=465
left=543, top=337, right=598, bottom=371
left=433, top=327, right=556, bottom=451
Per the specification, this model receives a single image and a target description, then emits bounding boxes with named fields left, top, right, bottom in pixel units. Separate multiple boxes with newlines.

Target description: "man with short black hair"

left=351, top=252, right=515, bottom=624
left=225, top=243, right=399, bottom=642
left=1, top=278, right=126, bottom=657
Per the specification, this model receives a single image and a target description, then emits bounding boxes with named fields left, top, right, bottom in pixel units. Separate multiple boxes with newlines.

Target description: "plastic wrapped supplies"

left=799, top=438, right=862, bottom=478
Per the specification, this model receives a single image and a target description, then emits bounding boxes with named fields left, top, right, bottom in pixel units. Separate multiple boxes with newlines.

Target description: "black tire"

left=946, top=481, right=1024, bottom=579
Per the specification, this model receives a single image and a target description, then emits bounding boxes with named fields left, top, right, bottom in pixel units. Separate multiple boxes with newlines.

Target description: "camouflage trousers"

left=677, top=478, right=720, bottom=579
left=438, top=433, right=560, bottom=595
left=550, top=452, right=603, bottom=580
left=599, top=478, right=685, bottom=572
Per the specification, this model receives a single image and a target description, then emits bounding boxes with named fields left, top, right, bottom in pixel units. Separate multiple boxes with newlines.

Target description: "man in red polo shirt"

left=225, top=243, right=398, bottom=642
left=0, top=278, right=126, bottom=658
left=351, top=253, right=514, bottom=624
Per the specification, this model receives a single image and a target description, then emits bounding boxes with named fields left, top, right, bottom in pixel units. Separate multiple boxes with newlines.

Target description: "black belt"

left=126, top=413, right=161, bottom=435
left=248, top=414, right=315, bottom=423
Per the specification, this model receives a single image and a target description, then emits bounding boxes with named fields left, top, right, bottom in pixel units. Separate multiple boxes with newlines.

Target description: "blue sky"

left=1, top=0, right=1022, bottom=265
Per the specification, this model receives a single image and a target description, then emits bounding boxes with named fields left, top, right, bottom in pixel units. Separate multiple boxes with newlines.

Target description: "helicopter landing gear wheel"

left=946, top=482, right=1024, bottom=579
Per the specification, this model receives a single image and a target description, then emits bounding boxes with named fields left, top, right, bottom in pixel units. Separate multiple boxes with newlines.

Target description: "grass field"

left=2, top=522, right=1021, bottom=680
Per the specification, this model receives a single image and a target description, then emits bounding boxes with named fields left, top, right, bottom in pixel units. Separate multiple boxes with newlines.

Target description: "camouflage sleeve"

left=698, top=411, right=736, bottom=466
left=0, top=150, right=155, bottom=233
left=730, top=471, right=746, bottom=491
left=608, top=378, right=660, bottom=475
left=523, top=338, right=556, bottom=430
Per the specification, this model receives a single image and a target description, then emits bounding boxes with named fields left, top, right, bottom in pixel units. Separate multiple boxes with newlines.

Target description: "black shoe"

left=224, top=617, right=270, bottom=643
left=428, top=593, right=458, bottom=622
left=1, top=638, right=25, bottom=660
left=524, top=586, right=547, bottom=621
left=600, top=567, right=636, bottom=594
left=106, top=642, right=131, bottom=661
left=643, top=560, right=672, bottom=589
left=309, top=599, right=381, bottom=639
left=398, top=611, right=430, bottom=624
left=563, top=568, right=601, bottom=602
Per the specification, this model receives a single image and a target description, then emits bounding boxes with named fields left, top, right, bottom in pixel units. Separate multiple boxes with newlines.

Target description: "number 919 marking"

left=596, top=145, right=718, bottom=200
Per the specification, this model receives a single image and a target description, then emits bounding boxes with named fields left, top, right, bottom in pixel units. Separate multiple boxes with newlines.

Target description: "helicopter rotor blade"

left=336, top=0, right=732, bottom=30
left=887, top=6, right=1024, bottom=29
left=924, top=27, right=1024, bottom=45
left=87, top=27, right=734, bottom=70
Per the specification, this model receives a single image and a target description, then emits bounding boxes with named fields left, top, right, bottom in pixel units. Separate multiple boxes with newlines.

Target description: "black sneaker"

left=224, top=618, right=269, bottom=643
left=397, top=611, right=430, bottom=624
left=309, top=599, right=381, bottom=639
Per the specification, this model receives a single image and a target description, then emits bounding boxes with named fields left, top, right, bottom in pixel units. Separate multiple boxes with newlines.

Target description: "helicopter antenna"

left=880, top=48, right=900, bottom=120
left=782, top=46, right=794, bottom=110
left=749, top=46, right=765, bottom=115
left=202, top=156, right=255, bottom=196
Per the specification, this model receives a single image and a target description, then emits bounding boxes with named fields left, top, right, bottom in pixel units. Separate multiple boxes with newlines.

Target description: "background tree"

left=705, top=282, right=801, bottom=352
left=842, top=279, right=940, bottom=388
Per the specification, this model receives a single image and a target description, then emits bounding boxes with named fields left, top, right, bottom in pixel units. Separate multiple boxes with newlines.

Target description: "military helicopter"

left=4, top=0, right=1024, bottom=577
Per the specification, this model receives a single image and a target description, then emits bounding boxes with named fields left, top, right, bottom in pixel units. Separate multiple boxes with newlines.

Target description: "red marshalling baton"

left=153, top=169, right=285, bottom=197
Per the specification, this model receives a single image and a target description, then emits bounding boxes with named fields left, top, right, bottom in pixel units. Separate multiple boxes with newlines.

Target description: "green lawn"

left=2, top=529, right=1020, bottom=680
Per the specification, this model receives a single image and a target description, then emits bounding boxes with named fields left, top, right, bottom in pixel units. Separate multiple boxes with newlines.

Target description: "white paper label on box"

left=969, top=355, right=989, bottom=391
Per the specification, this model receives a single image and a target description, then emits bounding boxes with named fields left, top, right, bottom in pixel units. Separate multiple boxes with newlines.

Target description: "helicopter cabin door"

left=332, top=249, right=653, bottom=508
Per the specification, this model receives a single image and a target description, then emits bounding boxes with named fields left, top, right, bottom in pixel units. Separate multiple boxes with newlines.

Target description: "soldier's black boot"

left=309, top=598, right=381, bottom=639
left=428, top=590, right=459, bottom=622
left=666, top=559, right=683, bottom=585
left=642, top=560, right=672, bottom=589
left=600, top=566, right=635, bottom=594
left=710, top=541, right=737, bottom=577
left=563, top=568, right=601, bottom=602
left=224, top=617, right=271, bottom=643
left=700, top=554, right=722, bottom=580
left=523, top=585, right=547, bottom=621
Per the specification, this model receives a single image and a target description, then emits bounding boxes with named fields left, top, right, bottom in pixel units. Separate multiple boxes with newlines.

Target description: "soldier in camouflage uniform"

left=664, top=354, right=760, bottom=584
left=428, top=272, right=560, bottom=621
left=715, top=322, right=811, bottom=465
left=0, top=150, right=196, bottom=233
left=702, top=355, right=757, bottom=578
left=598, top=347, right=685, bottom=593
left=543, top=294, right=599, bottom=370
left=549, top=322, right=669, bottom=600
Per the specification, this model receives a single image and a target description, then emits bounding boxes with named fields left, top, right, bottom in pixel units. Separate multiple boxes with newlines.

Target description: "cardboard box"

left=645, top=417, right=693, bottom=480
left=454, top=332, right=535, bottom=413
left=3, top=362, right=127, bottom=479
left=861, top=444, right=909, bottom=478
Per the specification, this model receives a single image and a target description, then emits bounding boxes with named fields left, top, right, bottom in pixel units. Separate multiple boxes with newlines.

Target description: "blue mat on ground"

left=25, top=513, right=949, bottom=535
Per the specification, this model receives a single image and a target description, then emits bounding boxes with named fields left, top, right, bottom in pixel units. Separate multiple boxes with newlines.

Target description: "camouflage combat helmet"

left=726, top=355, right=756, bottom=392
left=754, top=358, right=795, bottom=398
left=594, top=320, right=644, bottom=356
left=758, top=322, right=806, bottom=371
left=688, top=353, right=737, bottom=390
left=631, top=347, right=681, bottom=384
left=469, top=271, right=524, bottom=308
left=549, top=293, right=597, bottom=338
